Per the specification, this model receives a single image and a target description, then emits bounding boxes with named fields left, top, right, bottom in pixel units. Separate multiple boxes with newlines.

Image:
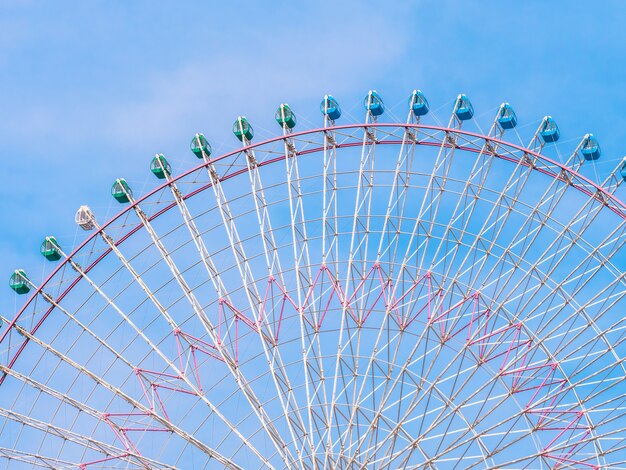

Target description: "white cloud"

left=105, top=6, right=413, bottom=149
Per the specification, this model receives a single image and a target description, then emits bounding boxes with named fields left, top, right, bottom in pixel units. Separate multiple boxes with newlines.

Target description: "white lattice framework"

left=1, top=92, right=626, bottom=469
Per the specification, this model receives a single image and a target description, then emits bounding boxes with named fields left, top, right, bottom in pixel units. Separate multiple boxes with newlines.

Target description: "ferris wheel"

left=2, top=89, right=626, bottom=469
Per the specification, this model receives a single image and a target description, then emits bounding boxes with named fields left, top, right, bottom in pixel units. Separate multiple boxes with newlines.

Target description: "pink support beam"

left=134, top=368, right=199, bottom=418
left=78, top=453, right=130, bottom=469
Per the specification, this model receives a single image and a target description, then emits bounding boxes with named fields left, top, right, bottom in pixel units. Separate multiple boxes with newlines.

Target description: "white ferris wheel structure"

left=2, top=90, right=626, bottom=469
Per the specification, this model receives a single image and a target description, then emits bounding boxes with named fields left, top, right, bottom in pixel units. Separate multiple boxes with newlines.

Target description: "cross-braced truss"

left=1, top=102, right=626, bottom=469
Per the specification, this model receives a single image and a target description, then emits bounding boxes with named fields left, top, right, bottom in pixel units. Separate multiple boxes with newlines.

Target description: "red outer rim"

left=1, top=122, right=623, bottom=384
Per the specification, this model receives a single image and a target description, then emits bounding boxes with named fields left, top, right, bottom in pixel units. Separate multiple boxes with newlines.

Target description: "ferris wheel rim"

left=2, top=112, right=624, bottom=468
left=2, top=121, right=624, bottom=379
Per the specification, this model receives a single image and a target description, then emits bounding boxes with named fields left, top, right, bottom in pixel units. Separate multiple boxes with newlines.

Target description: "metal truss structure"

left=1, top=91, right=626, bottom=469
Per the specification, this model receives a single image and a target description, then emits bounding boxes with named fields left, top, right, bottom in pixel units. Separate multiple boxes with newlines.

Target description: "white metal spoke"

left=329, top=101, right=381, bottom=466
left=204, top=152, right=310, bottom=467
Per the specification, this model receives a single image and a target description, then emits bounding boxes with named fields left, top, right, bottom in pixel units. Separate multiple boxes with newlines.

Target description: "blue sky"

left=1, top=0, right=625, bottom=308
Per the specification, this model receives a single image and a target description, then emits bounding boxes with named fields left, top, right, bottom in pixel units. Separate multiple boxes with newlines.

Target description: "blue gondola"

left=190, top=133, right=212, bottom=159
left=320, top=95, right=341, bottom=121
left=9, top=269, right=30, bottom=294
left=620, top=160, right=626, bottom=182
left=539, top=116, right=560, bottom=143
left=364, top=90, right=385, bottom=116
left=233, top=116, right=254, bottom=142
left=151, top=154, right=172, bottom=179
left=111, top=178, right=132, bottom=203
left=409, top=90, right=429, bottom=116
left=581, top=134, right=601, bottom=161
left=275, top=104, right=297, bottom=129
left=497, top=103, right=517, bottom=129
left=41, top=236, right=62, bottom=261
left=454, top=94, right=474, bottom=121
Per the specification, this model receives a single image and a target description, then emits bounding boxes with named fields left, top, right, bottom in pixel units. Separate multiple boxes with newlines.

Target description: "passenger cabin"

left=497, top=103, right=517, bottom=129
left=620, top=160, right=626, bottom=182
left=454, top=94, right=474, bottom=121
left=539, top=116, right=560, bottom=143
left=76, top=205, right=96, bottom=231
left=41, top=236, right=61, bottom=261
left=190, top=133, right=212, bottom=159
left=10, top=269, right=30, bottom=294
left=151, top=154, right=172, bottom=179
left=233, top=117, right=254, bottom=142
left=581, top=134, right=601, bottom=161
left=320, top=95, right=341, bottom=120
left=275, top=104, right=297, bottom=129
left=364, top=90, right=385, bottom=116
left=409, top=90, right=429, bottom=116
left=111, top=178, right=132, bottom=203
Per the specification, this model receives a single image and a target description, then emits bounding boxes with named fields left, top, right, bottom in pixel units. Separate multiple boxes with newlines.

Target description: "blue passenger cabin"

left=111, top=178, right=132, bottom=203
left=151, top=154, right=172, bottom=179
left=233, top=117, right=254, bottom=142
left=409, top=90, right=429, bottom=116
left=364, top=90, right=385, bottom=116
left=620, top=160, right=626, bottom=182
left=454, top=94, right=474, bottom=121
left=275, top=104, right=297, bottom=129
left=320, top=95, right=341, bottom=121
left=9, top=269, right=30, bottom=294
left=41, top=236, right=61, bottom=261
left=497, top=103, right=517, bottom=129
left=581, top=134, right=601, bottom=161
left=539, top=116, right=560, bottom=143
left=190, top=134, right=212, bottom=159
